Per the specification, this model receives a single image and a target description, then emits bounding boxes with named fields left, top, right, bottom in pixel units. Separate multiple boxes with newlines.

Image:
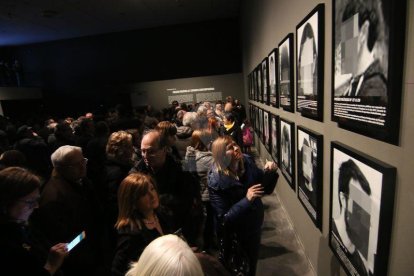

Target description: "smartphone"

left=67, top=231, right=86, bottom=251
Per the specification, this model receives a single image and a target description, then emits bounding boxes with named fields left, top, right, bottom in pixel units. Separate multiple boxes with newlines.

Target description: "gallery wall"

left=240, top=0, right=414, bottom=275
left=129, top=73, right=244, bottom=110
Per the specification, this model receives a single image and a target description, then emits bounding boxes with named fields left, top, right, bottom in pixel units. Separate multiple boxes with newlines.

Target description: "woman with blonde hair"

left=155, top=121, right=182, bottom=160
left=208, top=136, right=278, bottom=275
left=126, top=234, right=203, bottom=276
left=111, top=173, right=172, bottom=276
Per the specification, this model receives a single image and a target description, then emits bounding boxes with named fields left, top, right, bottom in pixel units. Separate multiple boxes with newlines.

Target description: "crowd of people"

left=0, top=96, right=279, bottom=276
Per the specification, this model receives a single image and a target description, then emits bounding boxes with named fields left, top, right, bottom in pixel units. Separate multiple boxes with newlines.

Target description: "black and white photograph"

left=296, top=4, right=324, bottom=121
left=278, top=33, right=294, bottom=112
left=280, top=118, right=295, bottom=189
left=258, top=108, right=264, bottom=141
left=254, top=105, right=260, bottom=133
left=332, top=0, right=407, bottom=144
left=263, top=110, right=270, bottom=150
left=262, top=57, right=269, bottom=105
left=248, top=73, right=253, bottom=100
left=297, top=126, right=323, bottom=229
left=330, top=142, right=396, bottom=276
left=270, top=113, right=280, bottom=164
left=257, top=65, right=264, bottom=103
left=268, top=49, right=279, bottom=107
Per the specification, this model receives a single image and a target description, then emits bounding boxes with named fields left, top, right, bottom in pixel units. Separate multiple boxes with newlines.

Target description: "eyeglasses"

left=18, top=197, right=40, bottom=208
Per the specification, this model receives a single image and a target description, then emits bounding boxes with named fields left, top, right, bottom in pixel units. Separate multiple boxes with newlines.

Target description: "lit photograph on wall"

left=332, top=0, right=407, bottom=144
left=280, top=118, right=295, bottom=189
left=268, top=49, right=279, bottom=107
left=297, top=126, right=323, bottom=229
left=296, top=4, right=324, bottom=121
left=278, top=33, right=294, bottom=112
left=330, top=141, right=396, bottom=276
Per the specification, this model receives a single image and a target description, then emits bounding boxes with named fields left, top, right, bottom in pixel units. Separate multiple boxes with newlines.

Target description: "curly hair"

left=106, top=131, right=133, bottom=163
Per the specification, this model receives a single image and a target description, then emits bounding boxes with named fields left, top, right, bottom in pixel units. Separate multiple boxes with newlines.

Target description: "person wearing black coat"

left=221, top=112, right=243, bottom=148
left=208, top=136, right=278, bottom=276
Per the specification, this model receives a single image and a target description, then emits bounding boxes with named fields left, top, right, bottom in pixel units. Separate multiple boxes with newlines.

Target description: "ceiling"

left=0, top=0, right=240, bottom=47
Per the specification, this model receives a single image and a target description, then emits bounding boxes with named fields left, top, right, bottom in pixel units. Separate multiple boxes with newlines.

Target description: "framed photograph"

left=296, top=4, right=325, bottom=121
left=248, top=73, right=253, bottom=100
left=268, top=49, right=279, bottom=107
left=330, top=141, right=396, bottom=276
left=278, top=33, right=294, bottom=112
left=270, top=113, right=280, bottom=164
left=257, top=65, right=264, bottom=103
left=254, top=69, right=259, bottom=102
left=280, top=118, right=295, bottom=189
left=332, top=0, right=407, bottom=145
left=254, top=105, right=260, bottom=133
left=258, top=108, right=264, bottom=141
left=248, top=104, right=256, bottom=146
left=263, top=110, right=270, bottom=151
left=297, top=126, right=323, bottom=229
left=262, top=57, right=270, bottom=105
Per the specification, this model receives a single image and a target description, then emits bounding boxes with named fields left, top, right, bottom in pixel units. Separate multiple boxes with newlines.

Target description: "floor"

left=254, top=152, right=315, bottom=276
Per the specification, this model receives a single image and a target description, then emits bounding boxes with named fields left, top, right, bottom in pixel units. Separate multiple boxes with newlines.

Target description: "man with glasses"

left=31, top=145, right=105, bottom=275
left=131, top=130, right=201, bottom=246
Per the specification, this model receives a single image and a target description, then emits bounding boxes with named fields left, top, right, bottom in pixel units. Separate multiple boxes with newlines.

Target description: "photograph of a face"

left=262, top=58, right=269, bottom=105
left=258, top=108, right=263, bottom=139
left=268, top=49, right=279, bottom=107
left=330, top=142, right=396, bottom=276
left=297, top=126, right=323, bottom=229
left=270, top=114, right=279, bottom=164
left=296, top=4, right=324, bottom=121
left=280, top=118, right=295, bottom=189
left=278, top=33, right=294, bottom=112
left=332, top=0, right=406, bottom=144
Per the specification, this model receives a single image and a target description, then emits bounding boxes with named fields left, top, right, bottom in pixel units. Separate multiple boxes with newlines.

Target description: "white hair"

left=51, top=145, right=82, bottom=167
left=196, top=105, right=207, bottom=116
left=182, top=112, right=197, bottom=127
left=126, top=234, right=203, bottom=276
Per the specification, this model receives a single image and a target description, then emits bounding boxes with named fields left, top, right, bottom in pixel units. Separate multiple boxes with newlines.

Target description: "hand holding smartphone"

left=66, top=231, right=86, bottom=251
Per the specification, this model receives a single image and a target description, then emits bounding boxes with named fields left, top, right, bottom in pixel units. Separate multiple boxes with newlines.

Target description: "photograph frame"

left=297, top=126, right=323, bottom=230
left=257, top=64, right=264, bottom=103
left=263, top=110, right=271, bottom=152
left=262, top=57, right=270, bottom=105
left=270, top=113, right=280, bottom=164
left=268, top=48, right=279, bottom=108
left=296, top=4, right=325, bottom=121
left=329, top=141, right=396, bottom=276
left=331, top=0, right=407, bottom=145
left=280, top=117, right=295, bottom=190
left=278, top=33, right=295, bottom=112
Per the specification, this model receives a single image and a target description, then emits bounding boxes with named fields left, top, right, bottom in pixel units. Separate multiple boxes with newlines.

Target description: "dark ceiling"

left=0, top=0, right=240, bottom=46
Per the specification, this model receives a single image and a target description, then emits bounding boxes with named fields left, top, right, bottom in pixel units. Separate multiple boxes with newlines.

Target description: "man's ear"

left=359, top=20, right=370, bottom=49
left=339, top=191, right=347, bottom=209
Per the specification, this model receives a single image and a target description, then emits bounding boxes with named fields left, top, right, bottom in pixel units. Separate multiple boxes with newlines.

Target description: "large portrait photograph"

left=262, top=58, right=269, bottom=105
left=330, top=142, right=396, bottom=276
left=280, top=118, right=295, bottom=189
left=332, top=0, right=407, bottom=144
left=268, top=49, right=279, bottom=107
left=296, top=4, right=324, bottom=121
left=297, top=126, right=323, bottom=229
left=278, top=33, right=294, bottom=112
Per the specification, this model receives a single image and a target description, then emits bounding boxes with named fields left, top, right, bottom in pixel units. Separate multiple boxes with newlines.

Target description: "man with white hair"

left=32, top=145, right=105, bottom=275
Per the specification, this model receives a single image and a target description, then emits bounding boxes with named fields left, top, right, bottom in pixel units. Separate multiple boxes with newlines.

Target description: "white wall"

left=240, top=0, right=414, bottom=275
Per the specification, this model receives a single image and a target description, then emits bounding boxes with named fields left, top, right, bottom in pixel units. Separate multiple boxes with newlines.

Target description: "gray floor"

left=254, top=153, right=315, bottom=276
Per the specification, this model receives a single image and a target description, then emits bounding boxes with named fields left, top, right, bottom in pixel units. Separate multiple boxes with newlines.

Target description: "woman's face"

left=137, top=183, right=159, bottom=214
left=225, top=141, right=242, bottom=166
left=8, top=189, right=40, bottom=223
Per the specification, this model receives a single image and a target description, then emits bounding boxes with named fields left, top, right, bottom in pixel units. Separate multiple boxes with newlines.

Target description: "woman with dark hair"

left=0, top=167, right=67, bottom=275
left=111, top=173, right=172, bottom=276
left=208, top=136, right=278, bottom=275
